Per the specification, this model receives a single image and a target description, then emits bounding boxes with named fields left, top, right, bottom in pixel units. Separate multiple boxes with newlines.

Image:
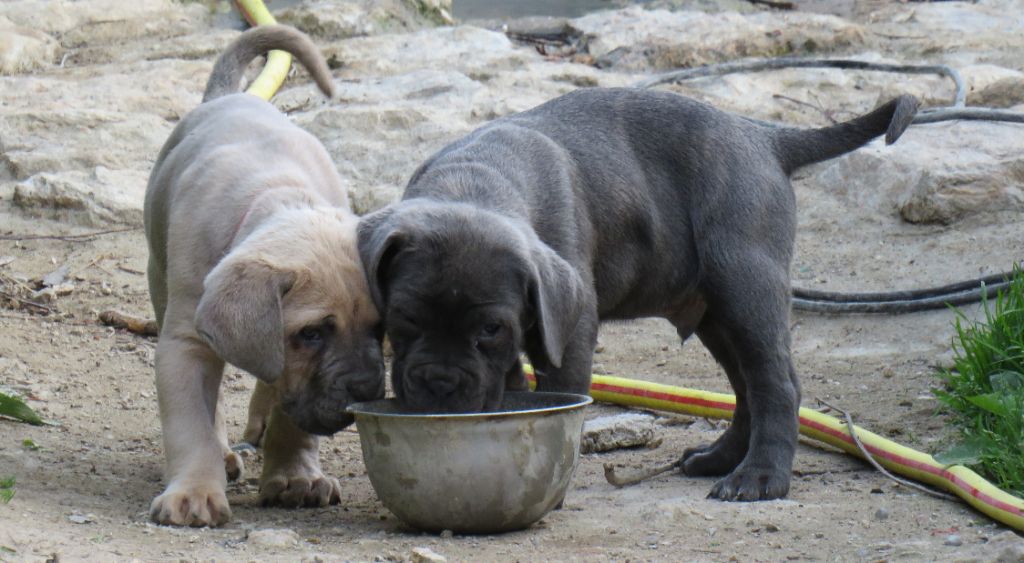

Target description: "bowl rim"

left=345, top=391, right=593, bottom=420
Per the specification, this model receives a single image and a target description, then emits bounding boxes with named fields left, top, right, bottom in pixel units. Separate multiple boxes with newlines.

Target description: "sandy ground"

left=3, top=1, right=1024, bottom=562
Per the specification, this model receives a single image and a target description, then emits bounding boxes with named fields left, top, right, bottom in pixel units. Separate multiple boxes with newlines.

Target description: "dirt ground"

left=3, top=2, right=1024, bottom=563
left=2, top=163, right=1023, bottom=563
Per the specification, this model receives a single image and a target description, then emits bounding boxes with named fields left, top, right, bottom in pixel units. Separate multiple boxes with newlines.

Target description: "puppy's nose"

left=346, top=372, right=384, bottom=401
left=415, top=368, right=460, bottom=398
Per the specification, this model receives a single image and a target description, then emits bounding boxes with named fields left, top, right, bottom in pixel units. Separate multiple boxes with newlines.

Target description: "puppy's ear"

left=195, top=259, right=296, bottom=383
left=526, top=240, right=585, bottom=368
left=357, top=208, right=404, bottom=312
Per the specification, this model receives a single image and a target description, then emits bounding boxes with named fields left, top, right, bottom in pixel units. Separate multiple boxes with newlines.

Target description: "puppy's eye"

left=298, top=326, right=324, bottom=345
left=479, top=322, right=502, bottom=339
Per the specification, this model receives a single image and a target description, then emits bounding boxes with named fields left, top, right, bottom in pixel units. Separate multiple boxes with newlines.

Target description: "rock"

left=570, top=6, right=865, bottom=71
left=324, top=25, right=527, bottom=77
left=874, top=507, right=890, bottom=521
left=971, top=76, right=1024, bottom=108
left=67, top=513, right=95, bottom=524
left=945, top=534, right=963, bottom=547
left=13, top=168, right=148, bottom=226
left=410, top=546, right=447, bottom=563
left=276, top=0, right=452, bottom=41
left=580, top=413, right=658, bottom=453
left=807, top=122, right=1024, bottom=224
left=0, top=17, right=60, bottom=75
left=247, top=528, right=301, bottom=548
left=952, top=530, right=1024, bottom=563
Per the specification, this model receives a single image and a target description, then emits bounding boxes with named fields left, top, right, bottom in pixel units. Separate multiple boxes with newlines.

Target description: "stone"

left=247, top=528, right=301, bottom=548
left=13, top=168, right=148, bottom=226
left=410, top=547, right=447, bottom=563
left=276, top=0, right=451, bottom=41
left=570, top=6, right=865, bottom=71
left=580, top=413, right=658, bottom=453
left=0, top=18, right=60, bottom=75
left=807, top=121, right=1024, bottom=224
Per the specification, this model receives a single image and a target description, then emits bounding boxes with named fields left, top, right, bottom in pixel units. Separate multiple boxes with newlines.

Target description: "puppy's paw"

left=224, top=449, right=244, bottom=482
left=259, top=467, right=342, bottom=508
left=679, top=431, right=747, bottom=477
left=707, top=463, right=790, bottom=502
left=150, top=483, right=232, bottom=527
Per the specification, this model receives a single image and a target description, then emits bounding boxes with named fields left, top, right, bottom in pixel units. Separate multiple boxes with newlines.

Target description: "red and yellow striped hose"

left=523, top=365, right=1024, bottom=532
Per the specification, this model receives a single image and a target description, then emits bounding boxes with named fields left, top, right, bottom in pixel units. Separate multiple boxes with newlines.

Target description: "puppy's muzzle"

left=346, top=370, right=386, bottom=402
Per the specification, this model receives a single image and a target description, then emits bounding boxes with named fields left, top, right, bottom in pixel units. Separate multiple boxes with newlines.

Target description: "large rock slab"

left=276, top=0, right=452, bottom=40
left=0, top=17, right=59, bottom=75
left=571, top=6, right=866, bottom=71
left=808, top=120, right=1024, bottom=224
left=12, top=168, right=148, bottom=226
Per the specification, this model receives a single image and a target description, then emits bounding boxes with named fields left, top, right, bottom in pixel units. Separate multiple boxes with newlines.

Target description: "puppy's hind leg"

left=676, top=315, right=751, bottom=478
left=695, top=248, right=800, bottom=501
left=238, top=380, right=277, bottom=449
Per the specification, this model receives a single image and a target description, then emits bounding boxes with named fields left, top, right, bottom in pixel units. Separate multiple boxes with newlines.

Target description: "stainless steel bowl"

left=347, top=391, right=592, bottom=534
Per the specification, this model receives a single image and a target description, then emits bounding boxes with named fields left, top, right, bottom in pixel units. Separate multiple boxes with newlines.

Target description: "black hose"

left=793, top=282, right=1011, bottom=313
left=793, top=270, right=1015, bottom=303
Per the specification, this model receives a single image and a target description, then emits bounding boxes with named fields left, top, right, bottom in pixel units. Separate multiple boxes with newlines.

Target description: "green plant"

left=934, top=266, right=1024, bottom=496
left=0, top=477, right=14, bottom=503
left=0, top=391, right=43, bottom=425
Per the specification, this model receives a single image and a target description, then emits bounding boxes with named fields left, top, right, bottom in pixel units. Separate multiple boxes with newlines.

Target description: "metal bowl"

left=347, top=391, right=592, bottom=534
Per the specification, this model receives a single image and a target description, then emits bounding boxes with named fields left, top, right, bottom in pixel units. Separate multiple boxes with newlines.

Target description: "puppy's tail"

left=772, top=95, right=918, bottom=174
left=202, top=24, right=334, bottom=103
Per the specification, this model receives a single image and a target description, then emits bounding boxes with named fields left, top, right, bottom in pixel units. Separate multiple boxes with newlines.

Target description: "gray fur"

left=358, top=87, right=918, bottom=501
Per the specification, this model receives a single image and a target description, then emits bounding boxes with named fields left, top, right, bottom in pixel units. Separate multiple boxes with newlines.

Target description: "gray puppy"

left=358, top=88, right=917, bottom=501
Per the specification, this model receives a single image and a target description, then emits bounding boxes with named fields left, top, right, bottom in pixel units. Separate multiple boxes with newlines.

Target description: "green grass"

left=0, top=477, right=14, bottom=504
left=934, top=266, right=1024, bottom=497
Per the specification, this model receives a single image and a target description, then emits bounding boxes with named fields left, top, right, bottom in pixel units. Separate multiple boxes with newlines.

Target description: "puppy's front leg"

left=151, top=328, right=232, bottom=527
left=529, top=307, right=598, bottom=395
left=258, top=404, right=342, bottom=508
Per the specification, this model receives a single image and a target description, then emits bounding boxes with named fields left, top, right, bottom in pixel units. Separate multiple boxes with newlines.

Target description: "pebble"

left=944, top=534, right=963, bottom=547
left=67, top=513, right=95, bottom=524
left=439, top=529, right=454, bottom=539
left=874, top=507, right=890, bottom=521
left=247, top=528, right=300, bottom=548
left=411, top=547, right=447, bottom=563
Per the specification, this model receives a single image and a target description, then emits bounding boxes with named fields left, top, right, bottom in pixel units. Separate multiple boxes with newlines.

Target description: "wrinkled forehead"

left=388, top=234, right=528, bottom=312
left=283, top=267, right=380, bottom=330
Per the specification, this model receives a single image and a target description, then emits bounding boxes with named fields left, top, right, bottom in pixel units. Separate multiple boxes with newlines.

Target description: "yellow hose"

left=523, top=365, right=1024, bottom=532
left=232, top=0, right=292, bottom=100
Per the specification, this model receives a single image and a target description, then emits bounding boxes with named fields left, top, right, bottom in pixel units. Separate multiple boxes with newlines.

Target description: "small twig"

left=0, top=227, right=139, bottom=243
left=0, top=291, right=54, bottom=314
left=117, top=265, right=145, bottom=276
left=816, top=398, right=957, bottom=501
left=772, top=94, right=841, bottom=124
left=0, top=271, right=35, bottom=294
left=603, top=460, right=680, bottom=488
left=98, top=310, right=159, bottom=337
